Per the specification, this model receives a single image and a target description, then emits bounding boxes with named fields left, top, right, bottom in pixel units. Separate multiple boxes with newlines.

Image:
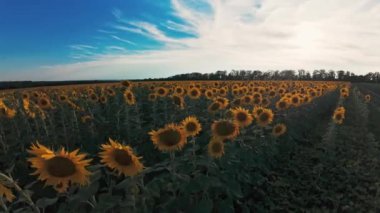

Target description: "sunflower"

left=58, top=95, right=68, bottom=102
left=241, top=95, right=253, bottom=105
left=89, top=93, right=99, bottom=102
left=231, top=107, right=253, bottom=127
left=211, top=120, right=239, bottom=140
left=124, top=90, right=136, bottom=105
left=208, top=138, right=225, bottom=159
left=148, top=93, right=157, bottom=101
left=0, top=182, right=15, bottom=202
left=214, top=97, right=229, bottom=109
left=38, top=97, right=52, bottom=110
left=205, top=89, right=214, bottom=99
left=365, top=94, right=371, bottom=103
left=188, top=88, right=201, bottom=99
left=28, top=142, right=91, bottom=193
left=333, top=110, right=345, bottom=124
left=149, top=124, right=187, bottom=152
left=276, top=98, right=289, bottom=110
left=99, top=138, right=144, bottom=177
left=156, top=87, right=168, bottom=97
left=208, top=101, right=221, bottom=113
left=252, top=106, right=265, bottom=119
left=121, top=80, right=133, bottom=89
left=256, top=108, right=274, bottom=127
left=99, top=95, right=107, bottom=104
left=174, top=86, right=185, bottom=96
left=181, top=116, right=202, bottom=137
left=272, top=123, right=287, bottom=137
left=290, top=94, right=301, bottom=107
left=172, top=95, right=185, bottom=109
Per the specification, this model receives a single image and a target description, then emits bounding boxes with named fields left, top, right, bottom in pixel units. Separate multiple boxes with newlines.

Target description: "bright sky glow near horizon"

left=1, top=0, right=380, bottom=81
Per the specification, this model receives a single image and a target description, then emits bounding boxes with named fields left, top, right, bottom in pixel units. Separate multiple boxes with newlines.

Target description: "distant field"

left=1, top=80, right=379, bottom=212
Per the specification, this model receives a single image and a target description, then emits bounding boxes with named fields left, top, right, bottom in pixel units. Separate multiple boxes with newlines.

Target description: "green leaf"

left=192, top=199, right=213, bottom=213
left=36, top=197, right=58, bottom=209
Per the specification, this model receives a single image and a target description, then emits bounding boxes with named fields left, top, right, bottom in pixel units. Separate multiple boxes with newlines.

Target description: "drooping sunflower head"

left=256, top=108, right=274, bottom=127
left=124, top=90, right=136, bottom=105
left=0, top=182, right=15, bottom=203
left=28, top=143, right=92, bottom=193
left=208, top=101, right=221, bottom=113
left=149, top=124, right=187, bottom=152
left=272, top=123, right=287, bottom=137
left=252, top=106, right=265, bottom=118
left=38, top=97, right=52, bottom=110
left=172, top=95, right=185, bottom=109
left=208, top=137, right=225, bottom=159
left=231, top=107, right=253, bottom=127
left=99, top=138, right=144, bottom=177
left=181, top=116, right=202, bottom=137
left=99, top=95, right=107, bottom=104
left=211, top=120, right=239, bottom=140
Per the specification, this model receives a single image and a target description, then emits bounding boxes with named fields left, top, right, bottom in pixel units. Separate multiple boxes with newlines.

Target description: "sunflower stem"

left=169, top=152, right=176, bottom=174
left=0, top=197, right=9, bottom=213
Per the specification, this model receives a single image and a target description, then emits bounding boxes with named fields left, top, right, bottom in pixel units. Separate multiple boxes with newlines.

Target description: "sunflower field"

left=1, top=80, right=380, bottom=212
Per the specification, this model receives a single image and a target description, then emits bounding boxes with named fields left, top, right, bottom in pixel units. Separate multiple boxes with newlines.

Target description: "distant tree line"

left=160, top=69, right=380, bottom=82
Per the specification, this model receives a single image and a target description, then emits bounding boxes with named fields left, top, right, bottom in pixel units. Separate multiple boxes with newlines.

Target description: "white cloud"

left=32, top=0, right=380, bottom=80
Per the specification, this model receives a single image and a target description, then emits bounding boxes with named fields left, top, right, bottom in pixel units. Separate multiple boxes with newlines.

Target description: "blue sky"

left=1, top=0, right=380, bottom=80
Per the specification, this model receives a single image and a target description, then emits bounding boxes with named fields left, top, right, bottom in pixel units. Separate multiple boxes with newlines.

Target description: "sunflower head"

left=156, top=87, right=168, bottom=97
left=208, top=101, right=221, bottom=113
left=211, top=120, right=239, bottom=140
left=124, top=90, right=136, bottom=105
left=28, top=143, right=91, bottom=193
left=272, top=123, right=287, bottom=137
left=100, top=138, right=144, bottom=177
left=0, top=182, right=15, bottom=202
left=208, top=137, right=225, bottom=159
left=149, top=124, right=187, bottom=152
left=188, top=88, right=201, bottom=99
left=148, top=93, right=157, bottom=101
left=181, top=116, right=202, bottom=137
left=276, top=98, right=289, bottom=110
left=256, top=108, right=274, bottom=127
left=231, top=107, right=253, bottom=127
left=38, top=97, right=52, bottom=110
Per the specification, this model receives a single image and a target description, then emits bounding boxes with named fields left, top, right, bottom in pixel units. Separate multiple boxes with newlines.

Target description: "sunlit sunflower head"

left=38, top=97, right=52, bottom=110
left=208, top=101, right=221, bottom=113
left=208, top=137, right=225, bottom=159
left=100, top=138, right=144, bottom=177
left=124, top=90, right=136, bottom=105
left=211, top=120, right=239, bottom=140
left=231, top=107, right=253, bottom=127
left=256, top=108, right=274, bottom=127
left=0, top=182, right=15, bottom=203
left=188, top=88, right=201, bottom=99
left=28, top=143, right=91, bottom=193
left=172, top=95, right=185, bottom=109
left=272, top=123, right=287, bottom=137
left=149, top=124, right=187, bottom=152
left=181, top=116, right=202, bottom=137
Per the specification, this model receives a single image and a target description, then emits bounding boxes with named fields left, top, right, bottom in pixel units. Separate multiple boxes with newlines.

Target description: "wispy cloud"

left=110, top=35, right=136, bottom=45
left=37, top=0, right=380, bottom=80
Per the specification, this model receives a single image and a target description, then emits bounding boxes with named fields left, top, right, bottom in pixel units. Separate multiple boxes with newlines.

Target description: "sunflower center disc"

left=237, top=112, right=247, bottom=122
left=186, top=122, right=197, bottom=132
left=260, top=113, right=269, bottom=122
left=159, top=130, right=181, bottom=146
left=113, top=149, right=132, bottom=166
left=215, top=121, right=235, bottom=136
left=47, top=156, right=76, bottom=177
